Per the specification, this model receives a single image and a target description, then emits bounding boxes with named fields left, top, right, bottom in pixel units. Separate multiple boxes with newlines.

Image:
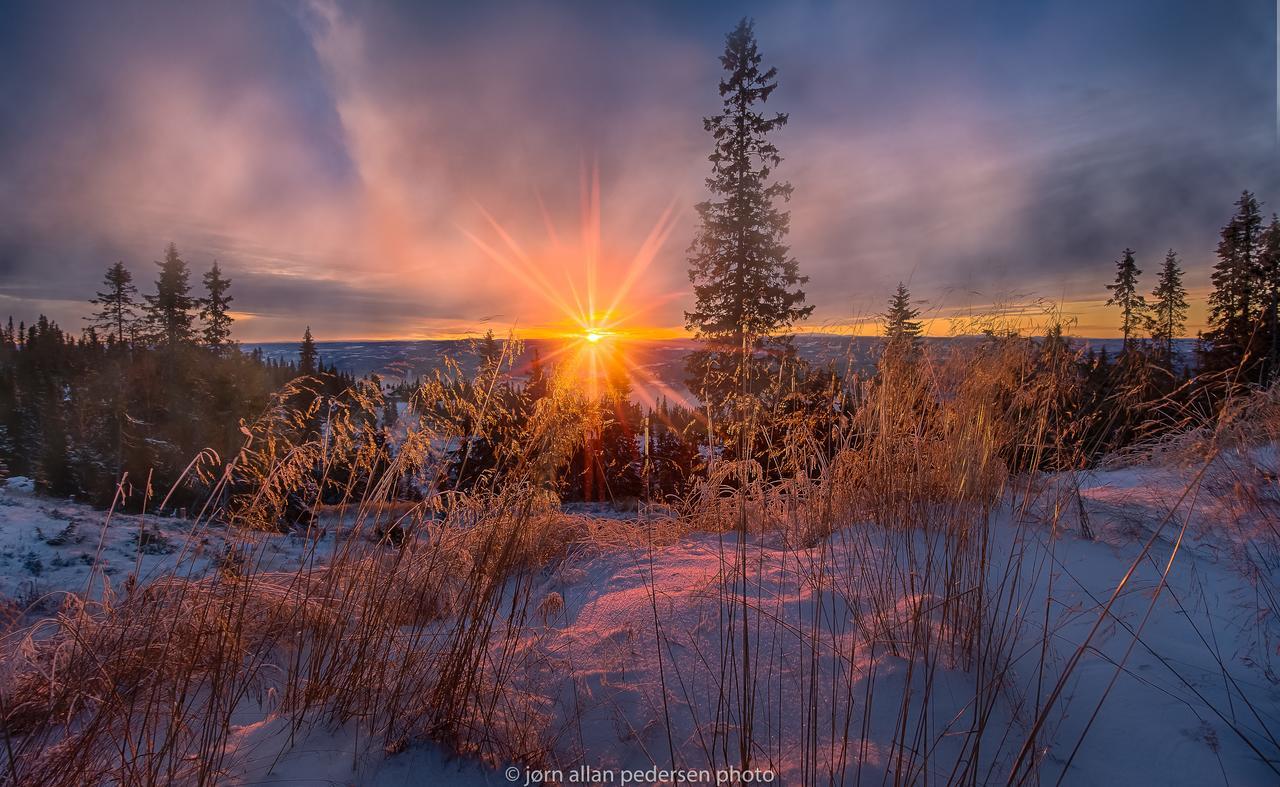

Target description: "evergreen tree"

left=143, top=243, right=196, bottom=348
left=299, top=326, right=318, bottom=376
left=1205, top=191, right=1264, bottom=371
left=649, top=425, right=698, bottom=498
left=882, top=282, right=922, bottom=358
left=595, top=375, right=643, bottom=501
left=1105, top=248, right=1145, bottom=352
left=199, top=261, right=234, bottom=350
left=87, top=261, right=140, bottom=346
left=685, top=18, right=811, bottom=402
left=382, top=393, right=399, bottom=430
left=478, top=329, right=502, bottom=370
left=1147, top=249, right=1188, bottom=368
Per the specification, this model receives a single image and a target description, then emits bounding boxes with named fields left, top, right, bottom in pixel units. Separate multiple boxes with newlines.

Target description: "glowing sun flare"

left=465, top=166, right=694, bottom=413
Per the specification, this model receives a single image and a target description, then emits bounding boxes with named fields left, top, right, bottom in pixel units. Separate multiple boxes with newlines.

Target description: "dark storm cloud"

left=0, top=0, right=1275, bottom=338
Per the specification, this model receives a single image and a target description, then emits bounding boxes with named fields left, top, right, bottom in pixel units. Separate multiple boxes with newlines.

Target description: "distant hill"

left=245, top=335, right=1197, bottom=404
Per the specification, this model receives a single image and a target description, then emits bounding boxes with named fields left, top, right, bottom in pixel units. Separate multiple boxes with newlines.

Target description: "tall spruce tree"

left=882, top=282, right=922, bottom=359
left=299, top=326, right=318, bottom=375
left=1205, top=191, right=1264, bottom=371
left=199, top=261, right=234, bottom=350
left=1105, top=248, right=1145, bottom=352
left=1147, top=249, right=1188, bottom=368
left=143, top=243, right=196, bottom=348
left=87, top=261, right=139, bottom=345
left=685, top=18, right=811, bottom=402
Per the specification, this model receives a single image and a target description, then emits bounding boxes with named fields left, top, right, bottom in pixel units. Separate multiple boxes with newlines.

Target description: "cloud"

left=0, top=0, right=1275, bottom=339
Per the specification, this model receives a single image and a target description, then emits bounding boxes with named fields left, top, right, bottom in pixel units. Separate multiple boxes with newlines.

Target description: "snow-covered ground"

left=0, top=478, right=222, bottom=615
left=1, top=443, right=1278, bottom=786
left=0, top=478, right=328, bottom=620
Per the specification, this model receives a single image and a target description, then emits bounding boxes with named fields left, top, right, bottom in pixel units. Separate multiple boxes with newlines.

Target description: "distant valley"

left=246, top=334, right=1194, bottom=404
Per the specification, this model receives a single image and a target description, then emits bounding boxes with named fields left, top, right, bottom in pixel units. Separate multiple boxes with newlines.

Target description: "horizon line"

left=239, top=330, right=1196, bottom=345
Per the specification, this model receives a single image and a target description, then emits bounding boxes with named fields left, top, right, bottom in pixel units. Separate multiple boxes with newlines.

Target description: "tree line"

left=0, top=245, right=354, bottom=509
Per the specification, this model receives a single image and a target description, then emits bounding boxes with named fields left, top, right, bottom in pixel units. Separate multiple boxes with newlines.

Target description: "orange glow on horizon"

left=233, top=290, right=1211, bottom=344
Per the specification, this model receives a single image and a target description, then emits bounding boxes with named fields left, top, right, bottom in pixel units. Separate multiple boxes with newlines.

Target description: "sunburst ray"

left=464, top=164, right=682, bottom=400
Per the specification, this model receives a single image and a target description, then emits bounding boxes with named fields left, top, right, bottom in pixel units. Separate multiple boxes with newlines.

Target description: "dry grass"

left=0, top=333, right=1276, bottom=785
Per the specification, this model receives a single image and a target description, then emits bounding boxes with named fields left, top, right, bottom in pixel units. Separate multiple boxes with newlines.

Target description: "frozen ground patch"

left=0, top=452, right=1278, bottom=785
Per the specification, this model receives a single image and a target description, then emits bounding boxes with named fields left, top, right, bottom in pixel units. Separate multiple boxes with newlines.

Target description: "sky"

left=0, top=0, right=1276, bottom=341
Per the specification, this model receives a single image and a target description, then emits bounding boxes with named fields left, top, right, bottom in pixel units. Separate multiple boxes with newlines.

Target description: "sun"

left=462, top=164, right=698, bottom=412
